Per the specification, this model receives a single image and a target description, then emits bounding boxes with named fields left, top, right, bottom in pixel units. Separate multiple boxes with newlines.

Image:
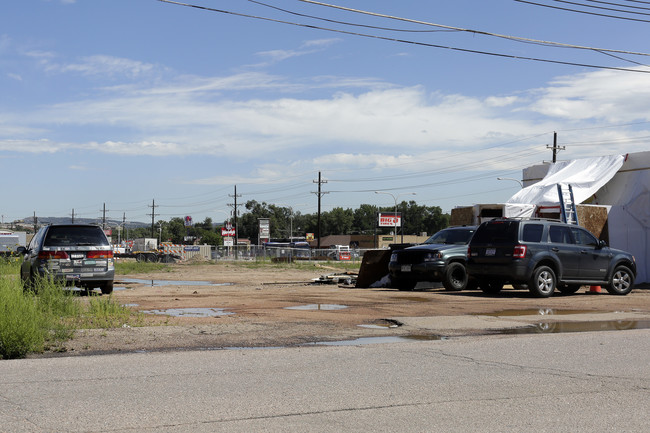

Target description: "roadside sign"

left=221, top=228, right=236, bottom=236
left=378, top=212, right=401, bottom=227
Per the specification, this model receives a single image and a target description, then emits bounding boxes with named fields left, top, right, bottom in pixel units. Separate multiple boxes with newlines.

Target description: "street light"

left=497, top=177, right=524, bottom=188
left=375, top=191, right=416, bottom=243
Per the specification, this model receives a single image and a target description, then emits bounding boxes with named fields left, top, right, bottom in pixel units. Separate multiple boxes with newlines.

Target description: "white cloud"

left=44, top=55, right=157, bottom=79
left=528, top=69, right=650, bottom=122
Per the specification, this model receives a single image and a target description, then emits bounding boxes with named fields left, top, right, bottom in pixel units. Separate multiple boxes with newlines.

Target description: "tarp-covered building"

left=513, top=151, right=650, bottom=284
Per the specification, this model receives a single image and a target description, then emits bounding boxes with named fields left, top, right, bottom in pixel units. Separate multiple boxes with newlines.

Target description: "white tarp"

left=506, top=154, right=626, bottom=206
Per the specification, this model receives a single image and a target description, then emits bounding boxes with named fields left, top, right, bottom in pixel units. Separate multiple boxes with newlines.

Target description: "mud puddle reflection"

left=141, top=308, right=235, bottom=317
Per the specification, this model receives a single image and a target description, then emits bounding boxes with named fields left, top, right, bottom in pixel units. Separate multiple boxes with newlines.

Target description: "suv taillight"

left=513, top=245, right=527, bottom=258
left=87, top=250, right=114, bottom=259
left=38, top=251, right=69, bottom=259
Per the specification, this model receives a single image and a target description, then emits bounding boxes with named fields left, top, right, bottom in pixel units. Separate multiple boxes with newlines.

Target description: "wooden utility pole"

left=228, top=186, right=242, bottom=259
left=148, top=199, right=158, bottom=238
left=547, top=132, right=565, bottom=163
left=312, top=172, right=329, bottom=250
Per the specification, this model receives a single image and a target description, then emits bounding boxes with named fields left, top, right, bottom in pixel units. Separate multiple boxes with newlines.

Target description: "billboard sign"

left=378, top=212, right=401, bottom=228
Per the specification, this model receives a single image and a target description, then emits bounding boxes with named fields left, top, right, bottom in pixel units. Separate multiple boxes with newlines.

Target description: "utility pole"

left=148, top=199, right=158, bottom=238
left=101, top=203, right=108, bottom=230
left=228, top=186, right=243, bottom=259
left=122, top=213, right=127, bottom=243
left=71, top=208, right=75, bottom=224
left=33, top=211, right=38, bottom=233
left=547, top=132, right=565, bottom=163
left=312, top=171, right=329, bottom=250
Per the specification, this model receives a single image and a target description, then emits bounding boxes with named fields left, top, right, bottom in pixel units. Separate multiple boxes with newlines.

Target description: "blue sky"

left=2, top=0, right=650, bottom=226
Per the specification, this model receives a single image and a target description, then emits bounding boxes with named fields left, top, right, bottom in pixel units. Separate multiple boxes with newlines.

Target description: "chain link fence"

left=212, top=245, right=368, bottom=263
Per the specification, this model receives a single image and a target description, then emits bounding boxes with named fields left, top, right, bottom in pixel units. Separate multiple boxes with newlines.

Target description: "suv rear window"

left=43, top=226, right=109, bottom=247
left=522, top=224, right=544, bottom=242
left=472, top=221, right=519, bottom=243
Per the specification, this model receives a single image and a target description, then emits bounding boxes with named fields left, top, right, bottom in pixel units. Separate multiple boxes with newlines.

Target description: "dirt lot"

left=58, top=262, right=650, bottom=357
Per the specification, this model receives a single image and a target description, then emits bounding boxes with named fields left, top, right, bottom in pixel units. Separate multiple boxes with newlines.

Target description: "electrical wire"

left=297, top=0, right=650, bottom=56
left=156, top=0, right=650, bottom=73
left=515, top=0, right=650, bottom=21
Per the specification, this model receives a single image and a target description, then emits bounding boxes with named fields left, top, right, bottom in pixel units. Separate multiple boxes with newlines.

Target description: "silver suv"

left=18, top=224, right=115, bottom=294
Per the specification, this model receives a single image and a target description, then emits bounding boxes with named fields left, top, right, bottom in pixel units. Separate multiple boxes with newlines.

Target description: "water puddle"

left=308, top=335, right=444, bottom=346
left=121, top=303, right=139, bottom=307
left=485, top=308, right=598, bottom=317
left=394, top=296, right=431, bottom=303
left=118, top=278, right=233, bottom=287
left=141, top=307, right=235, bottom=317
left=284, top=304, right=348, bottom=310
left=502, top=319, right=650, bottom=334
left=358, top=319, right=402, bottom=329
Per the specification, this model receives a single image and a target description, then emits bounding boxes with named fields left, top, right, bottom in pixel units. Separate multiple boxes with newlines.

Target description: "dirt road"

left=58, top=262, right=650, bottom=356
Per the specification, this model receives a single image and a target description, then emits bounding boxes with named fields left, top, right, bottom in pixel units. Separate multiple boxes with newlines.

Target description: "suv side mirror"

left=598, top=240, right=607, bottom=249
left=15, top=246, right=27, bottom=255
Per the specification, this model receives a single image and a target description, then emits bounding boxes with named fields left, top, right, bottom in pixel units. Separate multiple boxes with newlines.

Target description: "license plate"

left=401, top=265, right=412, bottom=272
left=485, top=248, right=496, bottom=256
left=70, top=253, right=85, bottom=259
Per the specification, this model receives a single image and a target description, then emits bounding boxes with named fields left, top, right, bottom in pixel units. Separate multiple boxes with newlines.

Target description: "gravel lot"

left=51, top=261, right=650, bottom=357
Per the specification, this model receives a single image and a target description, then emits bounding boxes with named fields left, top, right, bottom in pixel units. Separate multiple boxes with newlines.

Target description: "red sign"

left=221, top=228, right=236, bottom=237
left=378, top=212, right=401, bottom=228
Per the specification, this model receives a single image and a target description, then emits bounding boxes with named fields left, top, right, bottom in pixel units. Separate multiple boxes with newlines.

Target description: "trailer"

left=0, top=231, right=27, bottom=257
left=114, top=238, right=182, bottom=263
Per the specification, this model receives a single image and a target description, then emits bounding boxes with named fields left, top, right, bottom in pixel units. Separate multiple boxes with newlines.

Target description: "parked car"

left=388, top=226, right=477, bottom=291
left=18, top=224, right=115, bottom=294
left=466, top=218, right=636, bottom=298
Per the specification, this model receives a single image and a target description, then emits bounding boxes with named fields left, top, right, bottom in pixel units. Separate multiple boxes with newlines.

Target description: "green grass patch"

left=115, top=260, right=171, bottom=275
left=0, top=260, right=141, bottom=359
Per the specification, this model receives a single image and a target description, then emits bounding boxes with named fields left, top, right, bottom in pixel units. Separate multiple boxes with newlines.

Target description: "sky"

left=2, top=0, right=650, bottom=228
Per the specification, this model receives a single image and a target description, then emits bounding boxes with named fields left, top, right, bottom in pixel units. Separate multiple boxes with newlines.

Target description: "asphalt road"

left=1, top=329, right=648, bottom=432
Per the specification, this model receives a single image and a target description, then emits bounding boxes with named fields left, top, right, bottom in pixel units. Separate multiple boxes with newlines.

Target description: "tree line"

left=126, top=200, right=450, bottom=245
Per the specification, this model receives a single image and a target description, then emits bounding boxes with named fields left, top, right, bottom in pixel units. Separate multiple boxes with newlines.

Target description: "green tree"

left=352, top=204, right=379, bottom=234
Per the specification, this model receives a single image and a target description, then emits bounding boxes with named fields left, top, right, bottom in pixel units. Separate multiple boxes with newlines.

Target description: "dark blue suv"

left=467, top=218, right=636, bottom=297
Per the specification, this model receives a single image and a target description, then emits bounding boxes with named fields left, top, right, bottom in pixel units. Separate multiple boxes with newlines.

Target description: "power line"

left=156, top=0, right=650, bottom=73
left=515, top=0, right=650, bottom=21
left=297, top=0, right=650, bottom=56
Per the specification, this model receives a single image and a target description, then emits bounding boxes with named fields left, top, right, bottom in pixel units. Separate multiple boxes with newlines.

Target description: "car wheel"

left=479, top=280, right=503, bottom=295
left=557, top=284, right=581, bottom=295
left=443, top=262, right=468, bottom=291
left=529, top=266, right=556, bottom=298
left=606, top=265, right=634, bottom=295
left=100, top=281, right=114, bottom=295
left=390, top=277, right=417, bottom=291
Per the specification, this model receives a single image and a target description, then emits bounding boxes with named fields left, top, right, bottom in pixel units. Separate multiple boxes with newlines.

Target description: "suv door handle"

left=551, top=247, right=560, bottom=252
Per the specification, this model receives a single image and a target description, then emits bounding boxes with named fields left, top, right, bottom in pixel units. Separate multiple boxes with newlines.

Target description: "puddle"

left=118, top=278, right=233, bottom=287
left=485, top=308, right=599, bottom=317
left=284, top=304, right=348, bottom=310
left=501, top=319, right=650, bottom=334
left=309, top=335, right=444, bottom=346
left=141, top=308, right=235, bottom=317
left=394, top=296, right=431, bottom=303
left=358, top=319, right=402, bottom=329
left=121, top=303, right=139, bottom=307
